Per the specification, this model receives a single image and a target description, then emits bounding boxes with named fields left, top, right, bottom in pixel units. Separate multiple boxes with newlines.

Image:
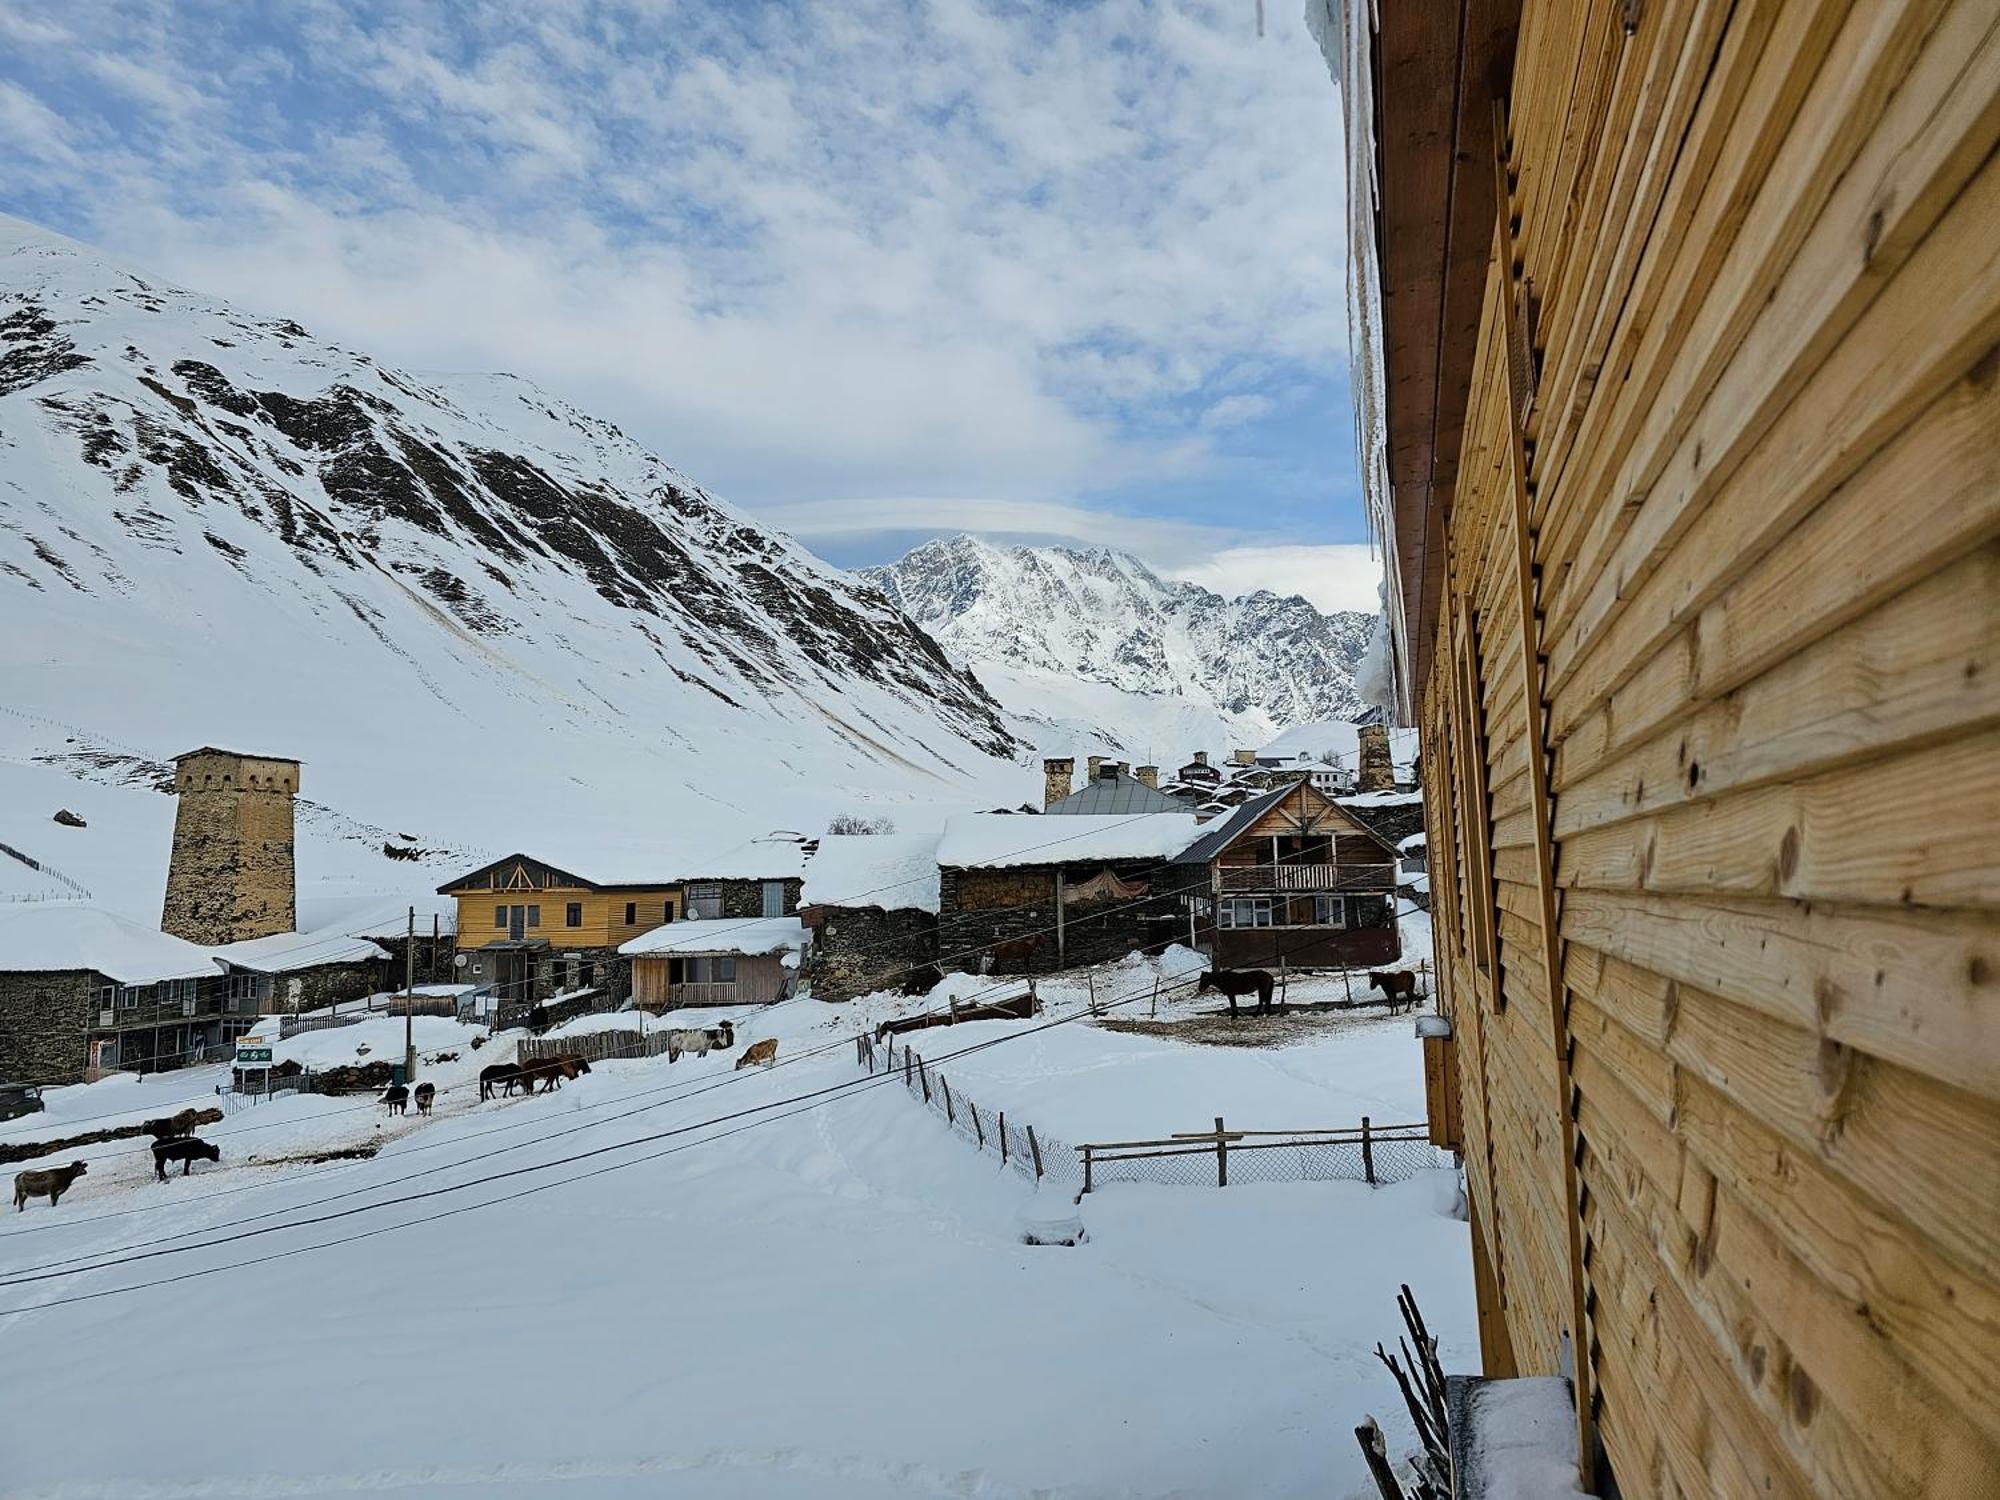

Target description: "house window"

left=663, top=900, right=676, bottom=923
left=717, top=956, right=736, bottom=983
left=686, top=883, right=723, bottom=919
left=761, top=881, right=785, bottom=918
left=1314, top=895, right=1348, bottom=928
left=624, top=901, right=637, bottom=925
left=1219, top=897, right=1273, bottom=929
left=566, top=902, right=583, bottom=928
left=526, top=905, right=541, bottom=928
left=687, top=956, right=737, bottom=984
left=493, top=905, right=507, bottom=929
left=119, top=985, right=142, bottom=1010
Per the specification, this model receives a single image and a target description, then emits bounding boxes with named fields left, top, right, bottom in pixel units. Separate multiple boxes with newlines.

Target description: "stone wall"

left=266, top=959, right=392, bottom=1014
left=938, top=863, right=1197, bottom=976
left=807, top=906, right=937, bottom=1001
left=0, top=970, right=96, bottom=1083
left=162, top=750, right=298, bottom=944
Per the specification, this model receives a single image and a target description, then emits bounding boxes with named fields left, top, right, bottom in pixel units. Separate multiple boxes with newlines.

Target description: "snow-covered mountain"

left=0, top=218, right=1027, bottom=920
left=864, top=535, right=1374, bottom=758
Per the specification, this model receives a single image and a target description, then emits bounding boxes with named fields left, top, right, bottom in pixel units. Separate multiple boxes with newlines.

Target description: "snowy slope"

left=865, top=534, right=1375, bottom=758
left=0, top=217, right=1030, bottom=919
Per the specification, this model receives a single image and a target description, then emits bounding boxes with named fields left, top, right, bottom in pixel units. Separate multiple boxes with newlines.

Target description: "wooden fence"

left=516, top=1029, right=680, bottom=1065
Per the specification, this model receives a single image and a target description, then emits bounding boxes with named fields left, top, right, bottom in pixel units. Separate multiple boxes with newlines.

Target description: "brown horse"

left=1367, top=970, right=1419, bottom=1011
left=1195, top=969, right=1276, bottom=1017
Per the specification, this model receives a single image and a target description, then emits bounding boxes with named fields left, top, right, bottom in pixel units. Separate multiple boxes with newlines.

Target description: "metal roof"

left=1044, top=773, right=1184, bottom=816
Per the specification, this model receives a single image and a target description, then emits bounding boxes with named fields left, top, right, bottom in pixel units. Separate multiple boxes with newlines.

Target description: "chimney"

left=1136, top=765, right=1159, bottom=789
left=162, top=747, right=300, bottom=944
left=1042, top=756, right=1075, bottom=809
left=1098, top=760, right=1126, bottom=782
left=1192, top=751, right=1209, bottom=769
left=1357, top=724, right=1394, bottom=792
left=1086, top=754, right=1105, bottom=782
left=1231, top=748, right=1256, bottom=767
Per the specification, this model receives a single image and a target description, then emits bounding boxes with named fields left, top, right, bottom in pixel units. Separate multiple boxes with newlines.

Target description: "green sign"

left=236, top=1046, right=274, bottom=1064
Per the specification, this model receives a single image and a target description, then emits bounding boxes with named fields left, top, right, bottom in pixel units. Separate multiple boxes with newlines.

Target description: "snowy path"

left=0, top=1005, right=1472, bottom=1498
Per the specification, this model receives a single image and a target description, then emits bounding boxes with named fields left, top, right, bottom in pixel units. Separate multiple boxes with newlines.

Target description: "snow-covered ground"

left=0, top=950, right=1469, bottom=1499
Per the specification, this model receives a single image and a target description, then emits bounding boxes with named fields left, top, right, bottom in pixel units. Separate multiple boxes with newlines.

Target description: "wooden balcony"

left=1214, top=864, right=1393, bottom=894
left=668, top=982, right=740, bottom=1006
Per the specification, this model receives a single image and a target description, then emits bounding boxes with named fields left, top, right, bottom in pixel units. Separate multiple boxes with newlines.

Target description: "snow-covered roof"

left=211, top=927, right=391, bottom=974
left=800, top=832, right=941, bottom=913
left=1045, top=773, right=1184, bottom=816
left=1256, top=720, right=1419, bottom=777
left=1339, top=789, right=1425, bottom=808
left=0, top=901, right=215, bottom=984
left=620, top=916, right=810, bottom=958
left=1398, top=832, right=1427, bottom=851
left=294, top=893, right=457, bottom=939
left=937, top=812, right=1201, bottom=870
left=677, top=833, right=816, bottom=883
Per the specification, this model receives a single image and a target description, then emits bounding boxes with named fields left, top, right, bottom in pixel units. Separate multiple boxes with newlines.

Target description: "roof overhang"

left=1326, top=0, right=1519, bottom=717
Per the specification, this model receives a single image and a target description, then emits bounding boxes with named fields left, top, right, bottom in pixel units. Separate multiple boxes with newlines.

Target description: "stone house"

left=1171, top=780, right=1400, bottom=971
left=675, top=833, right=816, bottom=919
left=210, top=926, right=394, bottom=1015
left=0, top=902, right=241, bottom=1082
left=934, top=812, right=1203, bottom=976
left=797, top=831, right=941, bottom=1001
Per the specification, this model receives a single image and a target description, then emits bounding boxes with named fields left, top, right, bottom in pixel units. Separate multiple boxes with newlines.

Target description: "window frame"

left=565, top=901, right=583, bottom=928
left=493, top=905, right=507, bottom=930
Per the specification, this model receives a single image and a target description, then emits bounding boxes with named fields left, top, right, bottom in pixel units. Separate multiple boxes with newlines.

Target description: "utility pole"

left=403, top=905, right=416, bottom=1085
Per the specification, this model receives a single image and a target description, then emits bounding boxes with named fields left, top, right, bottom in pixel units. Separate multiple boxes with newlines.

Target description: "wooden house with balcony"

left=1171, top=781, right=1399, bottom=970
left=621, top=916, right=809, bottom=1008
left=0, top=902, right=238, bottom=1082
left=437, top=853, right=682, bottom=1013
left=1325, top=0, right=1999, bottom=1491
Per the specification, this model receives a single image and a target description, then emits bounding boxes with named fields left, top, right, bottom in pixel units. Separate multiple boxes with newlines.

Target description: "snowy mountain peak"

left=0, top=216, right=1026, bottom=917
left=864, top=535, right=1375, bottom=756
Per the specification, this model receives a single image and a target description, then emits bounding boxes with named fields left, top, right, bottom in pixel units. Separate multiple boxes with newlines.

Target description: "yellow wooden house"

left=438, top=853, right=681, bottom=1011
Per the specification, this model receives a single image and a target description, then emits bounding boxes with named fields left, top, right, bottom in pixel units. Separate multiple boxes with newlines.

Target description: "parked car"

left=0, top=1083, right=46, bottom=1122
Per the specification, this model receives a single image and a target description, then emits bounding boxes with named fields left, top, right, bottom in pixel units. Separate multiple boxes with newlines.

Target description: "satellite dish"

left=453, top=953, right=469, bottom=970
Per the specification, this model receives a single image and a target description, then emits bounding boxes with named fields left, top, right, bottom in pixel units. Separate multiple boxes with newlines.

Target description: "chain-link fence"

left=858, top=1032, right=1080, bottom=1187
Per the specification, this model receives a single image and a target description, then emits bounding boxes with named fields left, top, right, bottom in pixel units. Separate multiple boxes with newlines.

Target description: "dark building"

left=934, top=812, right=1202, bottom=975
left=797, top=832, right=941, bottom=1001
left=1173, top=780, right=1399, bottom=970
left=676, top=833, right=815, bottom=920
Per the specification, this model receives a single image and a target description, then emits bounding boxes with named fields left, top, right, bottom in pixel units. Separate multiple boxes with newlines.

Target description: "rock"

left=52, top=808, right=86, bottom=827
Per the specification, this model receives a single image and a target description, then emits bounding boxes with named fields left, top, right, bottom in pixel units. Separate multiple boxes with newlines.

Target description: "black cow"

left=152, top=1137, right=221, bottom=1181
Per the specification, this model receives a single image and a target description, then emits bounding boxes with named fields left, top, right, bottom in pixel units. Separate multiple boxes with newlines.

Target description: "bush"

left=827, top=813, right=895, bottom=835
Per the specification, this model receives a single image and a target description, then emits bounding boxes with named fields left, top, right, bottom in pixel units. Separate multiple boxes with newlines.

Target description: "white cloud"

left=1199, top=393, right=1276, bottom=429
left=759, top=496, right=1243, bottom=561
left=0, top=0, right=1348, bottom=516
left=1168, top=545, right=1382, bottom=613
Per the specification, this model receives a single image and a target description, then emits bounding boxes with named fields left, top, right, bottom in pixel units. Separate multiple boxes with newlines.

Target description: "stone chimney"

left=1135, top=765, right=1159, bottom=789
left=1231, top=748, right=1256, bottom=767
left=1356, top=724, right=1395, bottom=792
left=1098, top=760, right=1126, bottom=782
left=1086, top=754, right=1105, bottom=782
left=162, top=747, right=300, bottom=944
left=1192, top=750, right=1209, bottom=769
left=1042, top=756, right=1075, bottom=809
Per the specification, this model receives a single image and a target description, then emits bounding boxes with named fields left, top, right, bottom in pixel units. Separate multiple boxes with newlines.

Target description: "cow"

left=665, top=1028, right=712, bottom=1062
left=706, top=1020, right=736, bottom=1050
left=414, top=1082, right=436, bottom=1116
left=1195, top=968, right=1277, bottom=1017
left=13, top=1160, right=87, bottom=1211
left=152, top=1137, right=220, bottom=1181
left=478, top=1063, right=521, bottom=1101
left=141, top=1107, right=205, bottom=1142
left=735, top=1038, right=778, bottom=1070
left=381, top=1084, right=409, bottom=1116
left=978, top=935, right=1041, bottom=975
left=1367, top=970, right=1420, bottom=1012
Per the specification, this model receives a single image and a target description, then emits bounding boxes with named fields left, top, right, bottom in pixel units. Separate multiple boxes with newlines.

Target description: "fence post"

left=918, top=1055, right=930, bottom=1103
left=1151, top=978, right=1159, bottom=1018
left=999, top=1110, right=1008, bottom=1166
left=1362, top=1115, right=1376, bottom=1186
left=1216, top=1115, right=1228, bottom=1188
left=904, top=1047, right=912, bottom=1087
left=941, top=1074, right=954, bottom=1124
left=1279, top=957, right=1288, bottom=1011
left=1088, top=974, right=1098, bottom=1016
left=970, top=1098, right=984, bottom=1148
left=1027, top=1125, right=1044, bottom=1180
left=1083, top=1144, right=1094, bottom=1194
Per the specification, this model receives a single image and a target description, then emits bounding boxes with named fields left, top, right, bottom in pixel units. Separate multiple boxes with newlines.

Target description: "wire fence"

left=1077, top=1119, right=1450, bottom=1192
left=857, top=1031, right=1080, bottom=1187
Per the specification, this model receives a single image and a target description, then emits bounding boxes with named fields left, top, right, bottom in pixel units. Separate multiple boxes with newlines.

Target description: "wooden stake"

left=999, top=1110, right=1008, bottom=1166
left=1362, top=1115, right=1375, bottom=1185
left=1027, top=1125, right=1044, bottom=1179
left=1215, top=1115, right=1228, bottom=1187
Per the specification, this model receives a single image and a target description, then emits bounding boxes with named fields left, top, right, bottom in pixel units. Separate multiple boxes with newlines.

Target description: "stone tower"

left=1356, top=724, right=1395, bottom=793
left=1042, top=757, right=1074, bottom=809
left=161, top=747, right=300, bottom=944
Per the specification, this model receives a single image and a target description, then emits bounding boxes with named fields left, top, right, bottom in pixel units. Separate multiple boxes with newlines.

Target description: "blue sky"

left=0, top=0, right=1376, bottom=610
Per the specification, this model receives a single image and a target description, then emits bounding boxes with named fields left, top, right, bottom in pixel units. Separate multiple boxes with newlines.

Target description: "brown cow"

left=14, top=1160, right=87, bottom=1211
left=734, top=1038, right=778, bottom=1070
left=413, top=1082, right=436, bottom=1116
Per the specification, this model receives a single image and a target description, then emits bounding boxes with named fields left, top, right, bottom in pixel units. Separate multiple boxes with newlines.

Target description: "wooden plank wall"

left=1421, top=0, right=2000, bottom=1494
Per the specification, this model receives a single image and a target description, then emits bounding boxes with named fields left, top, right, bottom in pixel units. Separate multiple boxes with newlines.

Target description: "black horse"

left=1195, top=968, right=1276, bottom=1017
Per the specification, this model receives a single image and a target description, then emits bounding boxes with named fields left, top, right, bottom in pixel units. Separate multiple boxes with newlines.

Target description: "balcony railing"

left=1214, top=864, right=1394, bottom=894
left=669, top=982, right=740, bottom=1005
